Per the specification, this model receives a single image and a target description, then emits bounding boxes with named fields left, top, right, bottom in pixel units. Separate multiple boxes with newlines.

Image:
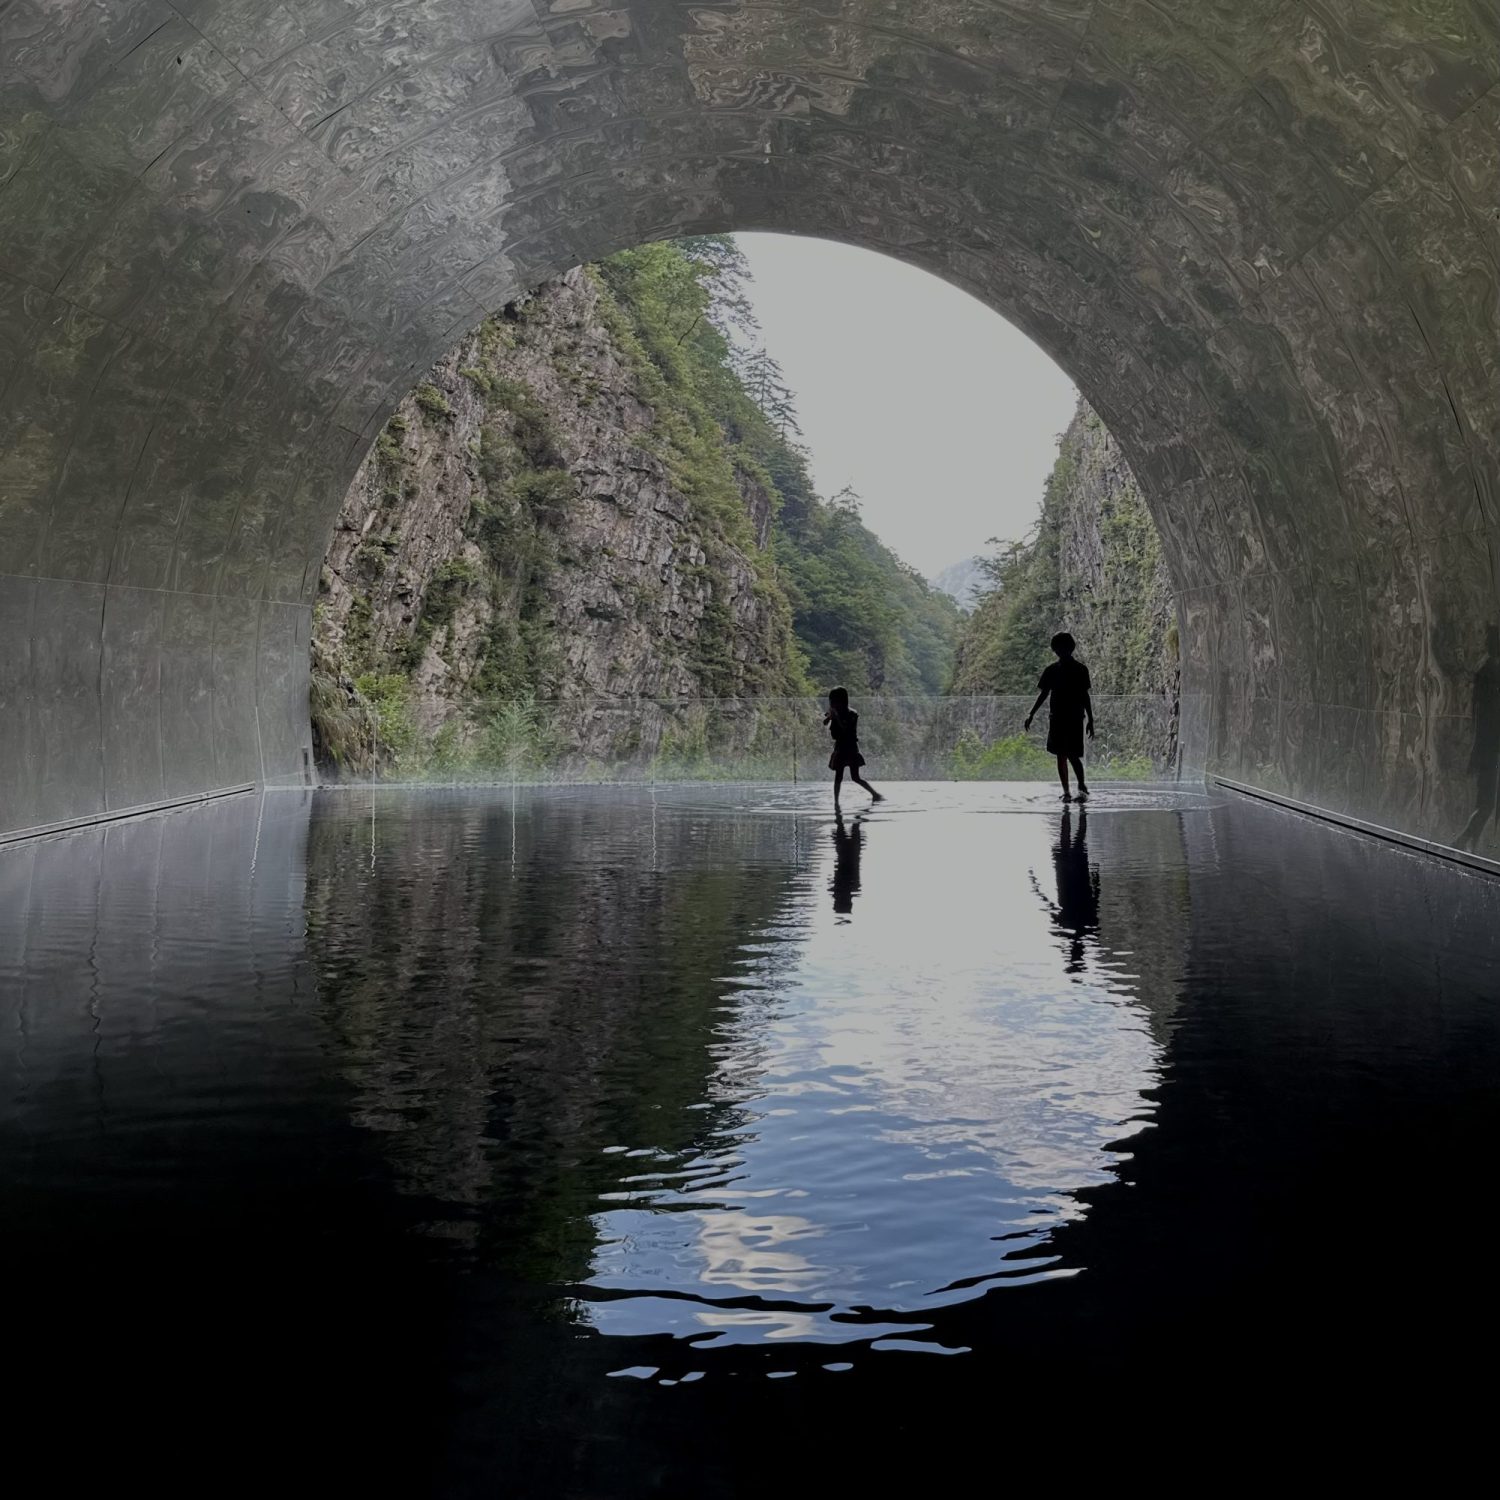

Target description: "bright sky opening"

left=736, top=233, right=1078, bottom=581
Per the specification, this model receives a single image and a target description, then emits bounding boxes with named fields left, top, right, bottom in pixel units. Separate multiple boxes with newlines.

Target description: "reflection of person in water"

left=1050, top=808, right=1099, bottom=973
left=830, top=811, right=863, bottom=920
left=1455, top=625, right=1500, bottom=852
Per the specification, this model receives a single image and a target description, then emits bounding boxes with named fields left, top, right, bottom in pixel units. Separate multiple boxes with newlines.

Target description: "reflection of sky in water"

left=587, top=810, right=1164, bottom=1348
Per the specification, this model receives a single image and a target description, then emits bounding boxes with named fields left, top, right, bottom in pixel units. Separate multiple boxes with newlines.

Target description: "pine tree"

left=677, top=234, right=761, bottom=344
left=736, top=345, right=803, bottom=440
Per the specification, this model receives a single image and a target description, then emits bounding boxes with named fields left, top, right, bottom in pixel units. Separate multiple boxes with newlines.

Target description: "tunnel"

left=1, top=1, right=1496, bottom=844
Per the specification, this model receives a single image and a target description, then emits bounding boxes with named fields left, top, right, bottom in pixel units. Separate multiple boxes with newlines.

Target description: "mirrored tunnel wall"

left=1, top=3, right=1496, bottom=845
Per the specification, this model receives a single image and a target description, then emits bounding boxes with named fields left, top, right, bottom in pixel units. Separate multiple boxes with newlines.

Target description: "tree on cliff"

left=678, top=234, right=760, bottom=344
left=737, top=346, right=803, bottom=441
left=604, top=239, right=962, bottom=698
left=318, top=233, right=965, bottom=776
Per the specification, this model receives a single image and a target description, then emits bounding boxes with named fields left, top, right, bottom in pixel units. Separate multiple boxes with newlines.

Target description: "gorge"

left=311, top=237, right=1173, bottom=779
left=311, top=239, right=965, bottom=775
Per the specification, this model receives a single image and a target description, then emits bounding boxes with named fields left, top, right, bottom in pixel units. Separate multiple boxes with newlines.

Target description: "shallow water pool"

left=3, top=782, right=1496, bottom=1491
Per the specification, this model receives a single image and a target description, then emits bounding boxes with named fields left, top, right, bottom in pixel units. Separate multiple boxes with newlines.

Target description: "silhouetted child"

left=824, top=687, right=882, bottom=808
left=1025, top=632, right=1094, bottom=802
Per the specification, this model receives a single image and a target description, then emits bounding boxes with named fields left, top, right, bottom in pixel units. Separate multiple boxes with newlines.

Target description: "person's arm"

left=1083, top=672, right=1095, bottom=738
left=1024, top=686, right=1048, bottom=730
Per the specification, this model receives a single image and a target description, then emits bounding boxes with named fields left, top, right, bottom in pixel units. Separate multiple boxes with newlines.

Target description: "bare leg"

left=851, top=772, right=883, bottom=802
left=1070, top=756, right=1088, bottom=799
left=833, top=766, right=844, bottom=808
left=1056, top=755, right=1072, bottom=800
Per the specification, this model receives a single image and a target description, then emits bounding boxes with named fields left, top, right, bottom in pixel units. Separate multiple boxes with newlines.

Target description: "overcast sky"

left=736, top=233, right=1078, bottom=580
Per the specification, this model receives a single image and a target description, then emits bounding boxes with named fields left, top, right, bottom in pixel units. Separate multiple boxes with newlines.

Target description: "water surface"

left=3, top=783, right=1496, bottom=1491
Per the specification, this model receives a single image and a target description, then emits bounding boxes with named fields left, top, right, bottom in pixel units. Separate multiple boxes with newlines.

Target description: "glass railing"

left=314, top=694, right=1180, bottom=785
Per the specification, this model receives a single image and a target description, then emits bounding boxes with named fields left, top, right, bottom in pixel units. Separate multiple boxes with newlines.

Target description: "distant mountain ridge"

left=930, top=556, right=986, bottom=610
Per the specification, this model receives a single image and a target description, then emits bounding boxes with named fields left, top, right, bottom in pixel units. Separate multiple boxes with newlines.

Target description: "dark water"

left=4, top=783, right=1498, bottom=1490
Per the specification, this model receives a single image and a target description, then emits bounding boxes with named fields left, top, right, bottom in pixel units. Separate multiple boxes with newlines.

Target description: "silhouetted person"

left=1051, top=808, right=1099, bottom=973
left=830, top=810, right=863, bottom=919
left=1025, top=631, right=1094, bottom=802
left=1455, top=624, right=1500, bottom=851
left=824, top=687, right=883, bottom=808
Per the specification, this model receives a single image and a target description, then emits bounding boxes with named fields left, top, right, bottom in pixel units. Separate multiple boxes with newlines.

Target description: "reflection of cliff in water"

left=1027, top=796, right=1500, bottom=1433
left=303, top=789, right=807, bottom=1287
left=1089, top=810, right=1191, bottom=1041
left=572, top=799, right=1200, bottom=1349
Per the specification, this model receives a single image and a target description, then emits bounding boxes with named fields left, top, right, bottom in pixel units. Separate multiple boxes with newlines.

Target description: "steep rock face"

left=1053, top=405, right=1179, bottom=709
left=1054, top=405, right=1179, bottom=768
left=313, top=268, right=798, bottom=769
left=951, top=399, right=1179, bottom=765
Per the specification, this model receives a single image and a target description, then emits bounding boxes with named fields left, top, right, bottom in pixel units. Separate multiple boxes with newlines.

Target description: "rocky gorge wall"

left=312, top=267, right=802, bottom=773
left=1053, top=404, right=1180, bottom=754
left=952, top=399, right=1180, bottom=767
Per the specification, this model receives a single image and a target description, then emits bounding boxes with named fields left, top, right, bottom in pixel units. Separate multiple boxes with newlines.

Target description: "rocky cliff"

left=951, top=398, right=1179, bottom=764
left=312, top=265, right=803, bottom=772
left=1053, top=404, right=1179, bottom=709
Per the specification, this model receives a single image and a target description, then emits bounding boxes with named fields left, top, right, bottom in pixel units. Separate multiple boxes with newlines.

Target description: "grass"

left=949, top=732, right=1154, bottom=782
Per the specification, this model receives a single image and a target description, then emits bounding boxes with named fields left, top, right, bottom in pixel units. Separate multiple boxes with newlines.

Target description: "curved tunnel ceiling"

left=0, top=2, right=1497, bottom=842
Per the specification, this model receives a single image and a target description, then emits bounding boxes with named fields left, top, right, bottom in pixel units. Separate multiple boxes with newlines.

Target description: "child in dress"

left=824, top=687, right=883, bottom=808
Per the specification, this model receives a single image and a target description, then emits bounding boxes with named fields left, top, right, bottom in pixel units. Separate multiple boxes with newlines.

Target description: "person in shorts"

left=1025, top=632, right=1095, bottom=802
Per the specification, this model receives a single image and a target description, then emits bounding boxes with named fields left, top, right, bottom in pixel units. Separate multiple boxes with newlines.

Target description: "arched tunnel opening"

left=1, top=1, right=1495, bottom=848
left=306, top=231, right=1178, bottom=792
left=3, top=4, right=1500, bottom=1489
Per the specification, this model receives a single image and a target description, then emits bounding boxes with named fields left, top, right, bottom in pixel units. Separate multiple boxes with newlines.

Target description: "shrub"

left=354, top=672, right=419, bottom=765
left=309, top=662, right=379, bottom=772
left=948, top=729, right=1156, bottom=781
left=474, top=696, right=559, bottom=775
left=513, top=467, right=575, bottom=511
left=414, top=383, right=451, bottom=421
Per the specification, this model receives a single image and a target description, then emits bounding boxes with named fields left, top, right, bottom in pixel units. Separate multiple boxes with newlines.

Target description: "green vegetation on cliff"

left=948, top=481, right=1064, bottom=697
left=595, top=241, right=778, bottom=551
left=319, top=238, right=1190, bottom=783
left=313, top=236, right=963, bottom=776
left=950, top=399, right=1179, bottom=767
left=773, top=481, right=962, bottom=697
left=599, top=239, right=962, bottom=697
